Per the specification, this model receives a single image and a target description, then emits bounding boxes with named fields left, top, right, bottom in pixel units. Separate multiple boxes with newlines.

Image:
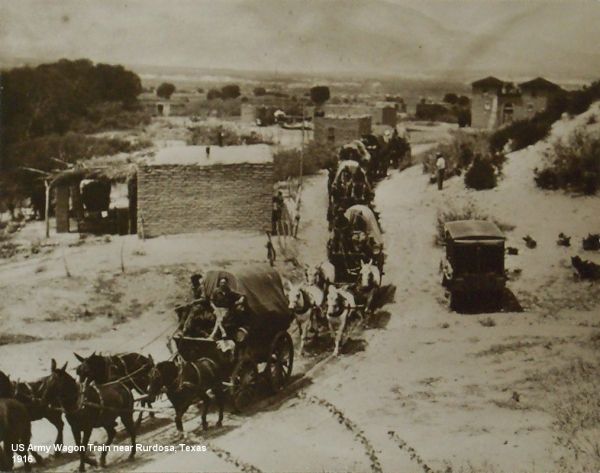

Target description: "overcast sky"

left=1, top=0, right=599, bottom=79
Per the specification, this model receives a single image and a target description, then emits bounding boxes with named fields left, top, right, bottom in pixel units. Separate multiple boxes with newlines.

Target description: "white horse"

left=325, top=285, right=361, bottom=356
left=286, top=283, right=325, bottom=356
left=308, top=261, right=336, bottom=291
left=359, top=259, right=381, bottom=287
left=358, top=259, right=381, bottom=316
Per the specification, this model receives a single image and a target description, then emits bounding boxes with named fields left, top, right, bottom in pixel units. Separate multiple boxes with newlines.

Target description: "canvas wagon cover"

left=204, top=265, right=292, bottom=330
left=444, top=220, right=505, bottom=241
left=344, top=204, right=384, bottom=246
left=334, top=160, right=362, bottom=182
left=341, top=140, right=371, bottom=161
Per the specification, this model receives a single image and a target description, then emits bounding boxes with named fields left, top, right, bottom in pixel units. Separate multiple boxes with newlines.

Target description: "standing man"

left=272, top=191, right=284, bottom=234
left=435, top=152, right=446, bottom=190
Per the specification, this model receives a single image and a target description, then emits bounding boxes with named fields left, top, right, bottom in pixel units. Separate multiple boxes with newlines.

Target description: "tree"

left=443, top=93, right=458, bottom=104
left=156, top=82, right=176, bottom=99
left=207, top=89, right=222, bottom=100
left=310, top=86, right=330, bottom=105
left=221, top=84, right=241, bottom=100
left=457, top=95, right=471, bottom=107
left=253, top=87, right=266, bottom=96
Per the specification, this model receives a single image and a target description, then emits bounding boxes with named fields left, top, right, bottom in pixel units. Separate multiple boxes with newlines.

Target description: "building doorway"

left=502, top=103, right=514, bottom=124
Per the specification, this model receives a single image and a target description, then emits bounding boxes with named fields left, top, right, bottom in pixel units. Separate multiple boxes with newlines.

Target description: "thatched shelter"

left=49, top=164, right=137, bottom=235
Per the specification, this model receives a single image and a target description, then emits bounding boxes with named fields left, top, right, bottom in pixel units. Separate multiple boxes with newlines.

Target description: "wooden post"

left=44, top=179, right=50, bottom=238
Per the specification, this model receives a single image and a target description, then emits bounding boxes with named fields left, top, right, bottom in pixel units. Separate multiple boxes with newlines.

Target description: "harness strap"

left=91, top=384, right=105, bottom=416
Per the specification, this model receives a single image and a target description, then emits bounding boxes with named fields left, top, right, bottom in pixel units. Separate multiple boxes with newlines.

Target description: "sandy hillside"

left=2, top=106, right=600, bottom=472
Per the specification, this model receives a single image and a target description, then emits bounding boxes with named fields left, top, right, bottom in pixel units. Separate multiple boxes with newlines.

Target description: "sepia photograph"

left=0, top=0, right=600, bottom=471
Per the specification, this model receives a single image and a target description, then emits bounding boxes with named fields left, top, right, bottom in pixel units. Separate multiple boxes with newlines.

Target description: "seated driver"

left=210, top=278, right=249, bottom=340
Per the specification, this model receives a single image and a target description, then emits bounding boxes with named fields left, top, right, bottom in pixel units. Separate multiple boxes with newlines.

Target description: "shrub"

left=156, top=82, right=176, bottom=99
left=465, top=156, right=497, bottom=190
left=273, top=141, right=337, bottom=181
left=426, top=130, right=496, bottom=177
left=535, top=129, right=600, bottom=194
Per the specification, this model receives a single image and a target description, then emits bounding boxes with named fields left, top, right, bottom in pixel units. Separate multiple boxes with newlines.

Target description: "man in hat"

left=435, top=152, right=446, bottom=190
left=210, top=277, right=248, bottom=340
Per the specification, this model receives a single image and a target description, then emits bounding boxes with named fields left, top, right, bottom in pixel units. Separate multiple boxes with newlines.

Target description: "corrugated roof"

left=444, top=220, right=505, bottom=240
left=148, top=144, right=273, bottom=166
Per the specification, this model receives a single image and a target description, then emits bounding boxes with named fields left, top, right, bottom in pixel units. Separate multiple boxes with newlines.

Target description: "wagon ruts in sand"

left=172, top=265, right=295, bottom=413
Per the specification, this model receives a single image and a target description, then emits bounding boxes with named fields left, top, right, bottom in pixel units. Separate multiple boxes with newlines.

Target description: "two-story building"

left=470, top=76, right=563, bottom=129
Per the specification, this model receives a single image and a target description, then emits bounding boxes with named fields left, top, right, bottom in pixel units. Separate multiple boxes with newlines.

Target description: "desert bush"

left=426, top=131, right=502, bottom=189
left=273, top=141, right=337, bottom=181
left=464, top=156, right=497, bottom=190
left=535, top=129, right=600, bottom=194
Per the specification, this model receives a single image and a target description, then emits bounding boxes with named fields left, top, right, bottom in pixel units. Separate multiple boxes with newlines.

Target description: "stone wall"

left=137, top=163, right=273, bottom=237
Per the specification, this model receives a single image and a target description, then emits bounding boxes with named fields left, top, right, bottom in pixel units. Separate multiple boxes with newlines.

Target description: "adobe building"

left=136, top=145, right=273, bottom=237
left=471, top=76, right=563, bottom=129
left=313, top=115, right=372, bottom=146
left=322, top=104, right=397, bottom=127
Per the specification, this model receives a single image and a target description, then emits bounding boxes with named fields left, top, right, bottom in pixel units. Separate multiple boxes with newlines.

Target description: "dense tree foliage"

left=221, top=84, right=241, bottom=99
left=310, top=86, right=330, bottom=105
left=443, top=93, right=458, bottom=104
left=156, top=82, right=176, bottom=99
left=253, top=87, right=266, bottom=96
left=0, top=59, right=145, bottom=210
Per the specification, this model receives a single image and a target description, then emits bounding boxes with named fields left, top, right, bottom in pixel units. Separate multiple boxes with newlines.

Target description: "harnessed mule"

left=42, top=360, right=136, bottom=472
left=0, top=398, right=43, bottom=471
left=9, top=374, right=65, bottom=456
left=74, top=352, right=154, bottom=427
left=287, top=284, right=325, bottom=356
left=147, top=358, right=224, bottom=434
left=325, top=286, right=362, bottom=356
left=0, top=369, right=12, bottom=398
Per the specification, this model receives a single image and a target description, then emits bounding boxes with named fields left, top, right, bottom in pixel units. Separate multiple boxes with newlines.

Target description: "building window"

left=484, top=102, right=491, bottom=111
left=327, top=127, right=335, bottom=143
left=503, top=103, right=514, bottom=123
left=527, top=103, right=535, bottom=115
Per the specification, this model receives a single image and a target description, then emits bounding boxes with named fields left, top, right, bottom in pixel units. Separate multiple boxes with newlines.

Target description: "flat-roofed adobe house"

left=137, top=144, right=273, bottom=237
left=313, top=115, right=372, bottom=146
left=470, top=76, right=563, bottom=129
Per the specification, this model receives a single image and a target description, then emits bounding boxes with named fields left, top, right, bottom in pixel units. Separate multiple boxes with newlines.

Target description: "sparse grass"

left=0, top=334, right=42, bottom=345
left=63, top=332, right=93, bottom=341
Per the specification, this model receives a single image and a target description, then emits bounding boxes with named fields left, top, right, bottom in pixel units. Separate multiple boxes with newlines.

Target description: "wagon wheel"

left=266, top=331, right=294, bottom=393
left=230, top=359, right=259, bottom=413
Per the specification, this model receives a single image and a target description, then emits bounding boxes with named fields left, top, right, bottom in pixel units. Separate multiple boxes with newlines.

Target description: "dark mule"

left=0, top=398, right=43, bottom=471
left=42, top=359, right=136, bottom=472
left=74, top=352, right=154, bottom=426
left=147, top=358, right=224, bottom=434
left=0, top=370, right=13, bottom=397
left=10, top=374, right=64, bottom=456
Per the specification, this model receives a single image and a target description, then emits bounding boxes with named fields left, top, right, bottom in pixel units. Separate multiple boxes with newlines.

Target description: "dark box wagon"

left=440, top=220, right=507, bottom=311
